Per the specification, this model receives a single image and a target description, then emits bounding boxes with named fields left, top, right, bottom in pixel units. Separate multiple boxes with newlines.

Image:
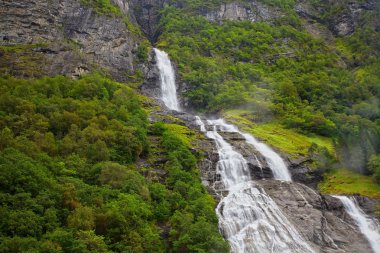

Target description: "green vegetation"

left=368, top=154, right=380, bottom=184
left=124, top=17, right=143, bottom=37
left=136, top=40, right=151, bottom=63
left=0, top=74, right=227, bottom=252
left=319, top=169, right=380, bottom=200
left=157, top=2, right=380, bottom=175
left=80, top=0, right=122, bottom=16
left=0, top=44, right=48, bottom=78
left=225, top=110, right=335, bottom=158
left=150, top=122, right=229, bottom=252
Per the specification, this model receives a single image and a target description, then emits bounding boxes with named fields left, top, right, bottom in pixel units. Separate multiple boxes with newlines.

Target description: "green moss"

left=319, top=169, right=380, bottom=200
left=124, top=17, right=143, bottom=36
left=80, top=0, right=122, bottom=16
left=0, top=43, right=48, bottom=53
left=163, top=124, right=195, bottom=148
left=225, top=110, right=335, bottom=158
left=0, top=44, right=48, bottom=78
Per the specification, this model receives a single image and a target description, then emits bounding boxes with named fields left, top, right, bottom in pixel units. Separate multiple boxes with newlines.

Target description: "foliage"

left=80, top=0, right=122, bottom=16
left=0, top=44, right=47, bottom=78
left=124, top=17, right=144, bottom=37
left=368, top=154, right=380, bottom=184
left=151, top=122, right=229, bottom=252
left=319, top=168, right=380, bottom=200
left=0, top=74, right=226, bottom=252
left=225, top=110, right=336, bottom=158
left=136, top=40, right=151, bottom=63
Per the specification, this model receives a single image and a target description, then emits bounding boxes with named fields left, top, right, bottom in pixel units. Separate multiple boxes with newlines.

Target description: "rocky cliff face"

left=205, top=1, right=282, bottom=23
left=0, top=0, right=141, bottom=81
left=203, top=0, right=377, bottom=38
left=129, top=0, right=166, bottom=42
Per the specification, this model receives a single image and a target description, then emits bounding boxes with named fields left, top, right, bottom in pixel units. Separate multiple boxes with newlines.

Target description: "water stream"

left=154, top=48, right=180, bottom=111
left=334, top=195, right=380, bottom=253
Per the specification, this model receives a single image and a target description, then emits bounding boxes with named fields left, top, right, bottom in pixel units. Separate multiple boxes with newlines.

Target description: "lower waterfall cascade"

left=201, top=119, right=315, bottom=253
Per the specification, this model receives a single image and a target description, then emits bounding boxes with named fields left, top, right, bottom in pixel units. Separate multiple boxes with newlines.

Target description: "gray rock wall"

left=0, top=0, right=141, bottom=81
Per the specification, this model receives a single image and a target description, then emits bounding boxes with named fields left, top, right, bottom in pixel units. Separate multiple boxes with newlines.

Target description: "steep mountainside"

left=1, top=0, right=379, bottom=252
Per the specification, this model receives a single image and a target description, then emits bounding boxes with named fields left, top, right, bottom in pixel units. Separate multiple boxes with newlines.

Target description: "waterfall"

left=334, top=195, right=380, bottom=253
left=207, top=118, right=291, bottom=181
left=156, top=50, right=313, bottom=252
left=241, top=133, right=291, bottom=181
left=205, top=119, right=315, bottom=253
left=154, top=48, right=180, bottom=111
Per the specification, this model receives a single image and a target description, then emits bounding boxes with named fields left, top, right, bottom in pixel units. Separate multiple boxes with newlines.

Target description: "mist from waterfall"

left=154, top=48, right=180, bottom=111
left=334, top=195, right=380, bottom=253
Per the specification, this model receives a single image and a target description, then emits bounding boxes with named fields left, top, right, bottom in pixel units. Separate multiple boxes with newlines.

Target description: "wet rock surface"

left=287, top=156, right=324, bottom=188
left=257, top=180, right=375, bottom=253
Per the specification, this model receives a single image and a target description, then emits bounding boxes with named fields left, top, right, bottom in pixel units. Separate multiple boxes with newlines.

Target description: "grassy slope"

left=224, top=109, right=335, bottom=158
left=224, top=110, right=380, bottom=201
left=319, top=169, right=380, bottom=201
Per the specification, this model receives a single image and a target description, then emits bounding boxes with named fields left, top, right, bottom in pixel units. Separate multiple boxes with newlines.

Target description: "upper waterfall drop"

left=154, top=48, right=180, bottom=111
left=333, top=195, right=380, bottom=253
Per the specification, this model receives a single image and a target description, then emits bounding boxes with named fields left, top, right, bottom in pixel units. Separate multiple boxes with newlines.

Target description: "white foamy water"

left=207, top=119, right=291, bottom=181
left=334, top=195, right=380, bottom=253
left=242, top=133, right=291, bottom=181
left=195, top=116, right=206, bottom=132
left=203, top=119, right=315, bottom=253
left=154, top=48, right=180, bottom=111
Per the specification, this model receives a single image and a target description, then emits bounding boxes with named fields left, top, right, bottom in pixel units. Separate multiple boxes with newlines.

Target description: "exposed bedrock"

left=0, top=0, right=139, bottom=81
left=257, top=180, right=375, bottom=253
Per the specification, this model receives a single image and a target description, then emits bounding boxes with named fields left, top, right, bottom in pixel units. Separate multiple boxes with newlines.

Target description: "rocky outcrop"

left=204, top=0, right=377, bottom=38
left=257, top=180, right=375, bottom=253
left=129, top=0, right=166, bottom=42
left=205, top=1, right=282, bottom=23
left=0, top=0, right=141, bottom=81
left=287, top=156, right=323, bottom=188
left=140, top=50, right=162, bottom=100
left=220, top=131, right=274, bottom=180
left=296, top=0, right=377, bottom=36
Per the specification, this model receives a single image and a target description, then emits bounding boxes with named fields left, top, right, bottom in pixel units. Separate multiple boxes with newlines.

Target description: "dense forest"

left=0, top=75, right=227, bottom=252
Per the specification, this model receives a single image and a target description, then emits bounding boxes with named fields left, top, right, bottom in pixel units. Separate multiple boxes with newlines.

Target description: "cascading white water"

left=204, top=119, right=315, bottom=253
left=207, top=119, right=291, bottom=181
left=206, top=123, right=251, bottom=189
left=195, top=116, right=206, bottom=132
left=242, top=133, right=291, bottom=181
left=154, top=48, right=180, bottom=111
left=334, top=195, right=380, bottom=253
